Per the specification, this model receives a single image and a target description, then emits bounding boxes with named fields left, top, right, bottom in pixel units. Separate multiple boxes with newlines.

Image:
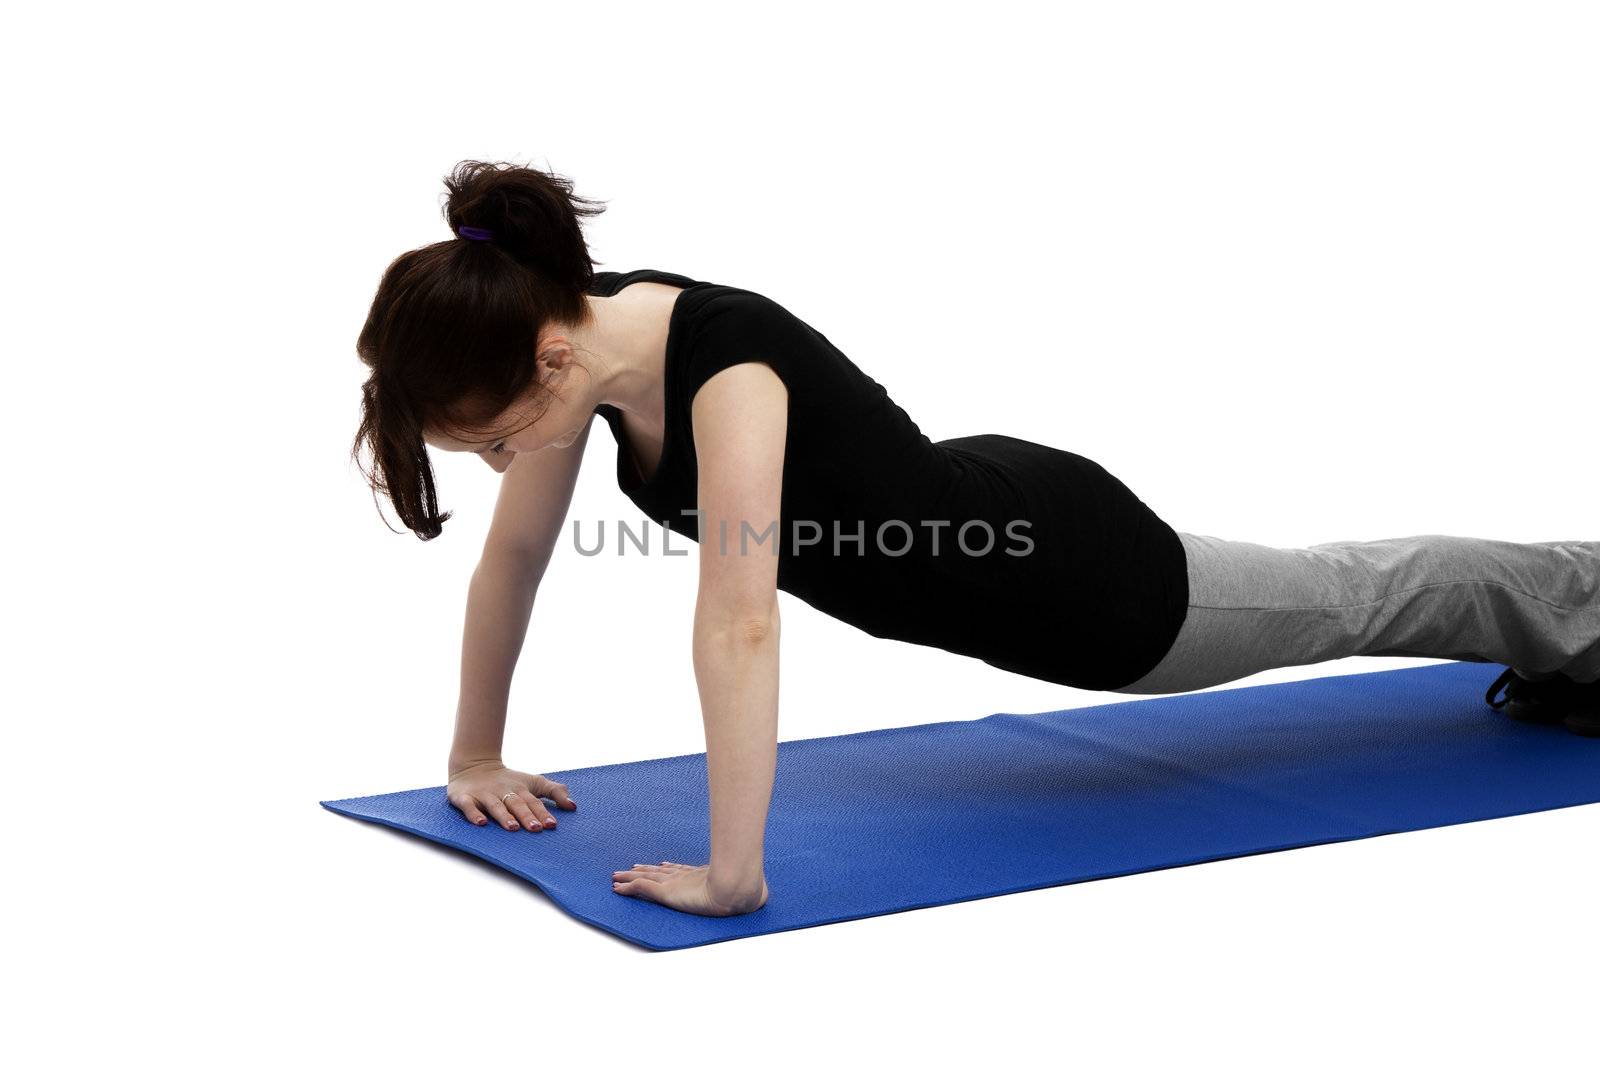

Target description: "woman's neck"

left=576, top=284, right=677, bottom=426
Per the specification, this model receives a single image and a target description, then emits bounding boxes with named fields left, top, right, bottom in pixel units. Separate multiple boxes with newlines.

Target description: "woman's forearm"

left=449, top=551, right=542, bottom=775
left=691, top=600, right=781, bottom=905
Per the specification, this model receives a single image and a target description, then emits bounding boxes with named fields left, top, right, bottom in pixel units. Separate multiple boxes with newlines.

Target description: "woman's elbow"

left=734, top=615, right=778, bottom=644
left=696, top=600, right=781, bottom=644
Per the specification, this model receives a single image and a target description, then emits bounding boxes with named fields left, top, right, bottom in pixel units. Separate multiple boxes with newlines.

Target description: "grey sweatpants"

left=1112, top=531, right=1600, bottom=695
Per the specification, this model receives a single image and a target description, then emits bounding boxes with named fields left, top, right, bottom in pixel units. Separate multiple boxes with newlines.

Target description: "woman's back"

left=590, top=268, right=1189, bottom=691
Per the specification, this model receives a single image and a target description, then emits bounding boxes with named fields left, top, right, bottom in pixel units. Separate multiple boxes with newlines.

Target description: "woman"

left=352, top=160, right=1600, bottom=917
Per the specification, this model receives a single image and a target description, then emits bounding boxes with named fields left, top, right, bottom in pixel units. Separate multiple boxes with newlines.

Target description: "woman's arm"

left=611, top=362, right=788, bottom=915
left=445, top=420, right=593, bottom=823
left=448, top=552, right=542, bottom=774
left=694, top=363, right=787, bottom=908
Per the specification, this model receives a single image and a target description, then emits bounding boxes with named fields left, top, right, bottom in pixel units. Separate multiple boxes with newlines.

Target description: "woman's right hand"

left=446, top=759, right=578, bottom=831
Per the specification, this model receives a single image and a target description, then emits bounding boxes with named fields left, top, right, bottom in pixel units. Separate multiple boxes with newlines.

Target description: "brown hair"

left=351, top=160, right=607, bottom=539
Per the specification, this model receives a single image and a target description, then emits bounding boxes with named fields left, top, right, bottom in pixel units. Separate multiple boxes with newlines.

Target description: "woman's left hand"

left=611, top=862, right=768, bottom=916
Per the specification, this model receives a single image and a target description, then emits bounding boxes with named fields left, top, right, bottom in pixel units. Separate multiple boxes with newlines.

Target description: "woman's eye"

left=491, top=441, right=505, bottom=455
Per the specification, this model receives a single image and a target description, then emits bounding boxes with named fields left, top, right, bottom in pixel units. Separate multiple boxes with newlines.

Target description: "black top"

left=589, top=268, right=1189, bottom=691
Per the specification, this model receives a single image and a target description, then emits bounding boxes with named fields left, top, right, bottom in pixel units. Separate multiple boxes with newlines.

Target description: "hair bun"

left=442, top=160, right=607, bottom=289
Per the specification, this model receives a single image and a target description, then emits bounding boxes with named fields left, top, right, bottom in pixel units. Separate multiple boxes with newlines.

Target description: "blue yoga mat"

left=321, top=662, right=1600, bottom=950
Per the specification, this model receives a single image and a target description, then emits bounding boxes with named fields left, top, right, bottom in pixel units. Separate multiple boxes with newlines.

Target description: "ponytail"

left=442, top=159, right=607, bottom=298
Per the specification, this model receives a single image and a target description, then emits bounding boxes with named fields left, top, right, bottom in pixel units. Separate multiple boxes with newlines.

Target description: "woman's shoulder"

left=588, top=267, right=703, bottom=296
left=679, top=283, right=811, bottom=395
left=593, top=267, right=790, bottom=318
left=682, top=282, right=806, bottom=349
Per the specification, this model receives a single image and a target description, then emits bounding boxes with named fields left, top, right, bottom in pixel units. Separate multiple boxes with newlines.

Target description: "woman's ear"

left=533, top=341, right=567, bottom=383
left=534, top=332, right=580, bottom=378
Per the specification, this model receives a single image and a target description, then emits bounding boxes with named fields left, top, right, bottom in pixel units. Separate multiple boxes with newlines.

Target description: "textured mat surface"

left=322, top=662, right=1600, bottom=950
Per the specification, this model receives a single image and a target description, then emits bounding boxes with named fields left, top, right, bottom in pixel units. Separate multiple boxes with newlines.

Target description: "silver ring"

left=501, top=792, right=517, bottom=803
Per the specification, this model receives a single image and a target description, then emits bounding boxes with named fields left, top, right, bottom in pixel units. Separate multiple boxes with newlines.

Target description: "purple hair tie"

left=457, top=225, right=495, bottom=242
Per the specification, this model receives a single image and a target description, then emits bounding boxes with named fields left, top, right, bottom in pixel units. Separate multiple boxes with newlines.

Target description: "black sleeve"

left=683, top=290, right=799, bottom=405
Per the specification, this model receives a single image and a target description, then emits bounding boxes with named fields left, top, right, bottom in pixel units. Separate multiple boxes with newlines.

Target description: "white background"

left=6, top=1, right=1596, bottom=1062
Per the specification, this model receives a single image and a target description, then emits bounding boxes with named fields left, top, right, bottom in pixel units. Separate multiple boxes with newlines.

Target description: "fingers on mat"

left=483, top=795, right=520, bottom=831
left=519, top=790, right=556, bottom=829
left=538, top=776, right=577, bottom=809
left=498, top=793, right=541, bottom=830
left=452, top=795, right=488, bottom=826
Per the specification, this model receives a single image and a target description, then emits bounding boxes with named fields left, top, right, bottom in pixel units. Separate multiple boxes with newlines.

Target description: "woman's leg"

left=1113, top=531, right=1600, bottom=696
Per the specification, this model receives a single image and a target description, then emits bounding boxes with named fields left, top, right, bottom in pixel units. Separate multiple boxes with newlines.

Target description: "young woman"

left=352, top=161, right=1600, bottom=918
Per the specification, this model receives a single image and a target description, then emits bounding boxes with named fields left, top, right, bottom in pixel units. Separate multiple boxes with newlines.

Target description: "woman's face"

left=423, top=341, right=592, bottom=473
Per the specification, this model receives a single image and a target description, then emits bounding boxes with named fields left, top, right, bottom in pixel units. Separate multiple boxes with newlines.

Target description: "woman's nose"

left=481, top=451, right=513, bottom=474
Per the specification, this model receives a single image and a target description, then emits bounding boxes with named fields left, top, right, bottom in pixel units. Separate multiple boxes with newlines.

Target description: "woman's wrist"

left=448, top=752, right=505, bottom=779
left=707, top=867, right=768, bottom=912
